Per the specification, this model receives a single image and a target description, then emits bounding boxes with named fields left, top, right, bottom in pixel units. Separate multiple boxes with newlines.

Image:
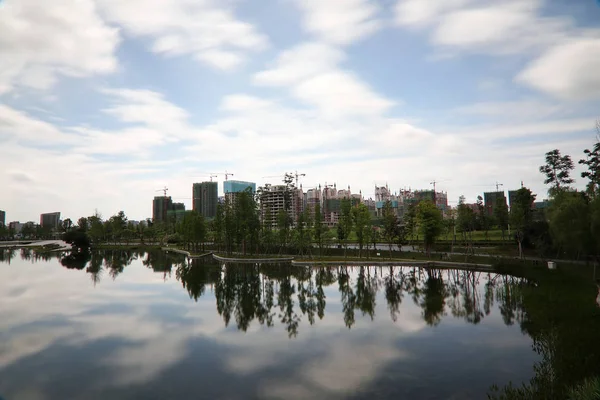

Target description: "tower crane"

left=262, top=171, right=306, bottom=187
left=223, top=171, right=234, bottom=181
left=155, top=186, right=168, bottom=197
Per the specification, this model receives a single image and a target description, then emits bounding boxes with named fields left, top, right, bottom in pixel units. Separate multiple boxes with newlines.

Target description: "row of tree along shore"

left=11, top=138, right=600, bottom=264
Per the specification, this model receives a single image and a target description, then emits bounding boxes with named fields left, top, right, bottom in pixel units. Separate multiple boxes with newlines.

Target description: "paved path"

left=0, top=240, right=72, bottom=251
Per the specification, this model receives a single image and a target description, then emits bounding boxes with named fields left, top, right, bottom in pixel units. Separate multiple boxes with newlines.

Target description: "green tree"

left=61, top=218, right=73, bottom=233
left=457, top=195, right=475, bottom=251
left=416, top=200, right=444, bottom=257
left=382, top=201, right=397, bottom=259
left=403, top=203, right=417, bottom=244
left=510, top=187, right=536, bottom=259
left=494, top=197, right=509, bottom=241
left=313, top=203, right=326, bottom=257
left=77, top=217, right=88, bottom=232
left=580, top=138, right=600, bottom=198
left=234, top=188, right=260, bottom=255
left=88, top=213, right=104, bottom=243
left=476, top=195, right=490, bottom=240
left=547, top=190, right=591, bottom=259
left=353, top=203, right=372, bottom=258
left=539, top=149, right=575, bottom=195
left=339, top=198, right=353, bottom=258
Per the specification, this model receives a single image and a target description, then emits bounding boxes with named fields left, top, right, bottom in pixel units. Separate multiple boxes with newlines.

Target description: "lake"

left=1, top=249, right=599, bottom=400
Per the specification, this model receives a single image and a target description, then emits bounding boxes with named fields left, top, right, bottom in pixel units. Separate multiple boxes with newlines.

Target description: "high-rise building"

left=0, top=210, right=5, bottom=226
left=223, top=180, right=256, bottom=204
left=223, top=180, right=256, bottom=194
left=259, top=184, right=303, bottom=228
left=153, top=196, right=173, bottom=223
left=508, top=190, right=518, bottom=209
left=167, top=202, right=186, bottom=223
left=193, top=181, right=218, bottom=219
left=40, top=212, right=61, bottom=229
left=484, top=191, right=507, bottom=216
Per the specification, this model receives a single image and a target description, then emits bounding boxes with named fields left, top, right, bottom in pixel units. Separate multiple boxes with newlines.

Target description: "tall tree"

left=313, top=203, right=326, bottom=257
left=510, top=187, right=536, bottom=259
left=382, top=201, right=397, bottom=259
left=417, top=200, right=444, bottom=257
left=547, top=190, right=591, bottom=259
left=539, top=149, right=574, bottom=195
left=457, top=195, right=475, bottom=251
left=353, top=203, right=371, bottom=258
left=580, top=139, right=600, bottom=199
left=339, top=198, right=353, bottom=258
left=494, top=197, right=509, bottom=241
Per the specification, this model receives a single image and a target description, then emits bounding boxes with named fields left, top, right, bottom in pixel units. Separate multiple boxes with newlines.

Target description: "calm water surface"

left=0, top=249, right=598, bottom=400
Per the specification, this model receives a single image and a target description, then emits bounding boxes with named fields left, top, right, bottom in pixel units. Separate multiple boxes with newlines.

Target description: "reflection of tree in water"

left=176, top=259, right=221, bottom=301
left=60, top=250, right=91, bottom=270
left=143, top=250, right=186, bottom=280
left=489, top=267, right=600, bottom=399
left=384, top=266, right=405, bottom=322
left=0, top=248, right=17, bottom=264
left=338, top=266, right=356, bottom=329
left=420, top=269, right=447, bottom=326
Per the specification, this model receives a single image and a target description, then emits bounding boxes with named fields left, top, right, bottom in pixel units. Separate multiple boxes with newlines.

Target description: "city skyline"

left=2, top=0, right=599, bottom=222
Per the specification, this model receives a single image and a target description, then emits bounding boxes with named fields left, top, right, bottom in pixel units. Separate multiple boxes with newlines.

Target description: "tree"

left=61, top=218, right=73, bottom=233
left=457, top=196, right=475, bottom=251
left=339, top=198, right=353, bottom=258
left=353, top=204, right=371, bottom=258
left=313, top=203, right=326, bottom=257
left=62, top=230, right=91, bottom=249
left=403, top=203, right=417, bottom=244
left=539, top=149, right=574, bottom=195
left=476, top=195, right=490, bottom=240
left=510, top=187, right=536, bottom=259
left=547, top=190, right=590, bottom=259
left=77, top=217, right=88, bottom=232
left=382, top=201, right=397, bottom=259
left=580, top=139, right=600, bottom=198
left=88, top=213, right=104, bottom=243
left=494, top=197, right=509, bottom=241
left=416, top=200, right=444, bottom=257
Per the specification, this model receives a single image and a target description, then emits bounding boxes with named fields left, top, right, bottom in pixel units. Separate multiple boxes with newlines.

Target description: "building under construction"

left=484, top=191, right=507, bottom=216
left=193, top=181, right=218, bottom=219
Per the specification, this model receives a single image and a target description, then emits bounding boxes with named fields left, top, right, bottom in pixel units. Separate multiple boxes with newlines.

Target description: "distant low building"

left=8, top=221, right=23, bottom=233
left=40, top=212, right=61, bottom=230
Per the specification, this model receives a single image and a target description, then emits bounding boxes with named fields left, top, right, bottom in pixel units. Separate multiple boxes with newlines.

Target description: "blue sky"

left=1, top=0, right=600, bottom=221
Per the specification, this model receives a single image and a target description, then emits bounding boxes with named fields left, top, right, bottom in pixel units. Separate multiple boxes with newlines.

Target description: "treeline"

left=491, top=138, right=600, bottom=261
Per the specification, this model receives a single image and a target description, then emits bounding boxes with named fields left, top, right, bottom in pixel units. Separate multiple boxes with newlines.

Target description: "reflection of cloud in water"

left=0, top=255, right=541, bottom=399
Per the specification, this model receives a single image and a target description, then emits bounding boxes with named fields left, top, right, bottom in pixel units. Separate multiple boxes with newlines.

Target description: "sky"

left=1, top=0, right=600, bottom=222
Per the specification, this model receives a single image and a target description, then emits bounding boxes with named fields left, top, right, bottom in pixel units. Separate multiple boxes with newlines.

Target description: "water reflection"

left=0, top=249, right=598, bottom=399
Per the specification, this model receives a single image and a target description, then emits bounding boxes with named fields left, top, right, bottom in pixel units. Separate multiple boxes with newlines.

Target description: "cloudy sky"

left=1, top=0, right=600, bottom=222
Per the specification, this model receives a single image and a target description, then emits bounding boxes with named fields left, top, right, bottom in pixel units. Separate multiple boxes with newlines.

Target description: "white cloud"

left=0, top=0, right=119, bottom=94
left=294, top=0, right=382, bottom=45
left=394, top=0, right=600, bottom=100
left=95, top=0, right=268, bottom=70
left=253, top=43, right=345, bottom=86
left=292, top=71, right=394, bottom=118
left=253, top=42, right=394, bottom=118
left=516, top=38, right=600, bottom=100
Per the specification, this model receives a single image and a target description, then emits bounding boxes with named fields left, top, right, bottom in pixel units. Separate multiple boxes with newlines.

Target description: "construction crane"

left=262, top=171, right=305, bottom=187
left=209, top=174, right=218, bottom=182
left=155, top=186, right=168, bottom=197
left=222, top=171, right=234, bottom=181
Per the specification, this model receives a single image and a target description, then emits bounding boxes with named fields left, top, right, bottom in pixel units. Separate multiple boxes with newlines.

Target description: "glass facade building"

left=223, top=180, right=256, bottom=194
